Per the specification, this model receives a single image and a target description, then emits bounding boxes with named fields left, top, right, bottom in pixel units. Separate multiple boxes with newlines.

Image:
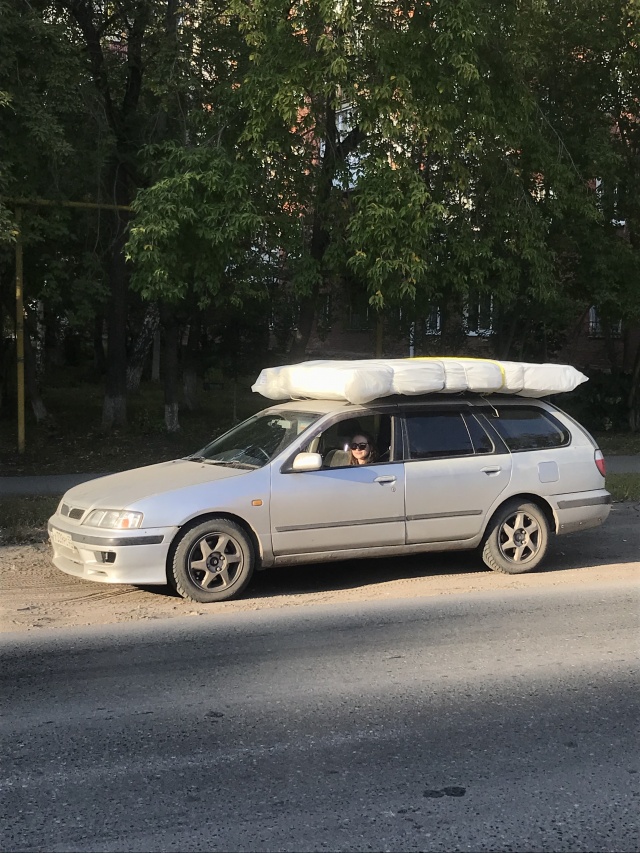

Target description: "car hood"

left=61, top=459, right=249, bottom=509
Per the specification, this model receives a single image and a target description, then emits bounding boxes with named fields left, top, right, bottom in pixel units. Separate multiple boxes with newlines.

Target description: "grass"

left=606, top=474, right=640, bottom=502
left=593, top=431, right=640, bottom=456
left=1, top=374, right=264, bottom=477
left=0, top=496, right=59, bottom=545
left=2, top=476, right=638, bottom=547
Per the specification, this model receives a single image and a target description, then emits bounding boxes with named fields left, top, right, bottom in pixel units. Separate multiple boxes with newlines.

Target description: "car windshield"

left=188, top=411, right=321, bottom=469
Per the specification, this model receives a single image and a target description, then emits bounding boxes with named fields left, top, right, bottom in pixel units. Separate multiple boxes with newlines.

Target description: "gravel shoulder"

left=2, top=502, right=638, bottom=634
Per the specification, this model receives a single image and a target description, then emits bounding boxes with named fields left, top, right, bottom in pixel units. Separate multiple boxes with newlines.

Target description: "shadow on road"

left=137, top=501, right=638, bottom=603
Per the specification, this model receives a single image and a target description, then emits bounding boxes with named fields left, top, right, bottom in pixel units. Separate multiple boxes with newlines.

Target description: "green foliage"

left=606, top=474, right=640, bottom=503
left=561, top=369, right=635, bottom=432
left=346, top=160, right=442, bottom=307
left=1, top=0, right=639, bottom=429
left=128, top=144, right=265, bottom=306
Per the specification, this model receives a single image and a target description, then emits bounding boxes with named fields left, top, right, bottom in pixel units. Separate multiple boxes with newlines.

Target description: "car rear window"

left=485, top=407, right=570, bottom=451
left=404, top=412, right=475, bottom=459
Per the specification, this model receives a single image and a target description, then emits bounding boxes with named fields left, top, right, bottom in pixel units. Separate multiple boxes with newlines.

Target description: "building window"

left=424, top=307, right=441, bottom=335
left=466, top=292, right=493, bottom=335
left=348, top=291, right=371, bottom=331
left=588, top=307, right=622, bottom=338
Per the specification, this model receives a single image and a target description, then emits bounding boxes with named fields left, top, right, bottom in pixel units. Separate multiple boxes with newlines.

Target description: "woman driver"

left=348, top=433, right=377, bottom=465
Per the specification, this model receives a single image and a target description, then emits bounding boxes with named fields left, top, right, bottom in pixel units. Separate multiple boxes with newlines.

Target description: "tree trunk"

left=495, top=311, right=520, bottom=360
left=93, top=313, right=106, bottom=375
left=127, top=301, right=160, bottom=392
left=23, top=331, right=49, bottom=423
left=627, top=339, right=640, bottom=432
left=439, top=292, right=466, bottom=355
left=45, top=300, right=65, bottom=369
left=151, top=329, right=161, bottom=381
left=101, top=168, right=130, bottom=430
left=182, top=318, right=201, bottom=412
left=375, top=313, right=384, bottom=357
left=161, top=310, right=181, bottom=433
left=622, top=324, right=640, bottom=373
left=289, top=293, right=319, bottom=362
left=602, top=322, right=620, bottom=381
left=288, top=98, right=363, bottom=361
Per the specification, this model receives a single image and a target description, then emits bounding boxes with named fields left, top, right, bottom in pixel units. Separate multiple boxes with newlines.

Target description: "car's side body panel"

left=404, top=454, right=513, bottom=543
left=270, top=462, right=406, bottom=555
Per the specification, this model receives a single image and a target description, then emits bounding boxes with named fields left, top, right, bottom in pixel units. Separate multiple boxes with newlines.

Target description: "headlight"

left=84, top=510, right=144, bottom=529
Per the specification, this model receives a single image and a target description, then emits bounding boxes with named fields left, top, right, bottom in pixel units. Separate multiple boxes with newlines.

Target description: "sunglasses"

left=350, top=442, right=369, bottom=451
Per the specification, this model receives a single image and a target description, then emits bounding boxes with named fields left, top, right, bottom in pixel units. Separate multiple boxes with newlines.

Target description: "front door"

left=270, top=462, right=406, bottom=556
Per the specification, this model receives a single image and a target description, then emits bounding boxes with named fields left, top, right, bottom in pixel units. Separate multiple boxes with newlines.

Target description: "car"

left=48, top=393, right=611, bottom=603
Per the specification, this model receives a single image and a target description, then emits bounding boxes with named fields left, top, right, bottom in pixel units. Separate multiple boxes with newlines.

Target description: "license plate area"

left=51, top=528, right=74, bottom=550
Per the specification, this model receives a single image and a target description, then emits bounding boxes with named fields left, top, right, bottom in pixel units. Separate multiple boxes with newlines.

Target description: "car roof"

left=261, top=393, right=552, bottom=415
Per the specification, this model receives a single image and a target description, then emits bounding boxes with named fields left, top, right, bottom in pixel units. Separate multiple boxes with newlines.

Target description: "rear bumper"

left=550, top=489, right=612, bottom=535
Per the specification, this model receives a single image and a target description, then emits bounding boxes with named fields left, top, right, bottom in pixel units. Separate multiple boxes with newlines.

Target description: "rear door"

left=402, top=408, right=512, bottom=544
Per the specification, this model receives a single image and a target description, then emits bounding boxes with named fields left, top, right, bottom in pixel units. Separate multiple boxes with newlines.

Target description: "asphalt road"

left=1, top=583, right=638, bottom=853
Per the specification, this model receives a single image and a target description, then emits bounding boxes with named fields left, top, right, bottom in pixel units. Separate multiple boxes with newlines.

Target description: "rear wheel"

left=170, top=518, right=255, bottom=602
left=482, top=501, right=549, bottom=574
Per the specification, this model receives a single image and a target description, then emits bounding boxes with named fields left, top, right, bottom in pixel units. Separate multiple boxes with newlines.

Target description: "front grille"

left=60, top=504, right=85, bottom=521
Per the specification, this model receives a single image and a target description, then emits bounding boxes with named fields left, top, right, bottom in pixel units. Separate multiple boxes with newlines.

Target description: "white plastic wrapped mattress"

left=251, top=358, right=588, bottom=405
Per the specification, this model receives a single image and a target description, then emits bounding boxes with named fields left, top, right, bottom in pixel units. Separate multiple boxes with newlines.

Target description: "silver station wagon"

left=49, top=394, right=611, bottom=602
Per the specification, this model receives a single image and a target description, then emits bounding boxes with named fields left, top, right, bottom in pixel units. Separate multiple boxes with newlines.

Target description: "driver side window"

left=314, top=415, right=393, bottom=468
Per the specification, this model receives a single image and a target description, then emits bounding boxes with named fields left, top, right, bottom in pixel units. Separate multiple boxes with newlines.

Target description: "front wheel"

left=170, top=518, right=255, bottom=602
left=482, top=501, right=549, bottom=575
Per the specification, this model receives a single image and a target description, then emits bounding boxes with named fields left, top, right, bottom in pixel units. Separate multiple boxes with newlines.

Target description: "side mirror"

left=291, top=452, right=323, bottom=472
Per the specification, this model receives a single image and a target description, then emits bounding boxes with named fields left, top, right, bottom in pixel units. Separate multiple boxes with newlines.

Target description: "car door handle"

left=481, top=466, right=502, bottom=475
left=374, top=475, right=397, bottom=484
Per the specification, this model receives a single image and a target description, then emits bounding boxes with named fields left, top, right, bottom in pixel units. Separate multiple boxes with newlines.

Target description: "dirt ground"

left=1, top=502, right=638, bottom=634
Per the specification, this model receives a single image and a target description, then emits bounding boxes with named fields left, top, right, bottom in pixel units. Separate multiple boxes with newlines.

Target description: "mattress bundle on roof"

left=252, top=357, right=588, bottom=405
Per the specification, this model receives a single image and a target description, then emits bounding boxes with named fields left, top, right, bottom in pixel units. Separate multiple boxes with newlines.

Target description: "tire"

left=482, top=500, right=549, bottom=575
left=170, top=518, right=255, bottom=603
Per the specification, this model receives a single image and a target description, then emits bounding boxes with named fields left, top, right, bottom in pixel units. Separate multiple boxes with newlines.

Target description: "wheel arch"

left=165, top=511, right=264, bottom=582
left=482, top=493, right=557, bottom=543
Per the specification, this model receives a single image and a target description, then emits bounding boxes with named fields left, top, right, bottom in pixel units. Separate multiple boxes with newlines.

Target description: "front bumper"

left=48, top=521, right=177, bottom=585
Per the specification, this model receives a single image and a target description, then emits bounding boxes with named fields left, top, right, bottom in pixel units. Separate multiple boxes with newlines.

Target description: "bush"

left=560, top=369, right=633, bottom=433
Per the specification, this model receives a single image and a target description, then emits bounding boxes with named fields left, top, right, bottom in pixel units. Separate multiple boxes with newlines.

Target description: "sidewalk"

left=607, top=455, right=640, bottom=474
left=1, top=456, right=638, bottom=497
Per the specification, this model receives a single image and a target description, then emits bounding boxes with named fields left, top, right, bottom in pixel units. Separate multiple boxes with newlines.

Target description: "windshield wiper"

left=206, top=459, right=257, bottom=469
left=185, top=455, right=258, bottom=469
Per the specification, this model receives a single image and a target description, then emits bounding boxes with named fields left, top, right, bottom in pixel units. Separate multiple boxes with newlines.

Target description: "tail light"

left=595, top=449, right=606, bottom=477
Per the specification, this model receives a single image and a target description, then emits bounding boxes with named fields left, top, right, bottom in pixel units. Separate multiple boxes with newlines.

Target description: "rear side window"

left=486, top=407, right=570, bottom=451
left=404, top=412, right=474, bottom=459
left=464, top=414, right=495, bottom=454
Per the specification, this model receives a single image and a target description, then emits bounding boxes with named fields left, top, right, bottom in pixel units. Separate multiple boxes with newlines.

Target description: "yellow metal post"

left=15, top=206, right=25, bottom=453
